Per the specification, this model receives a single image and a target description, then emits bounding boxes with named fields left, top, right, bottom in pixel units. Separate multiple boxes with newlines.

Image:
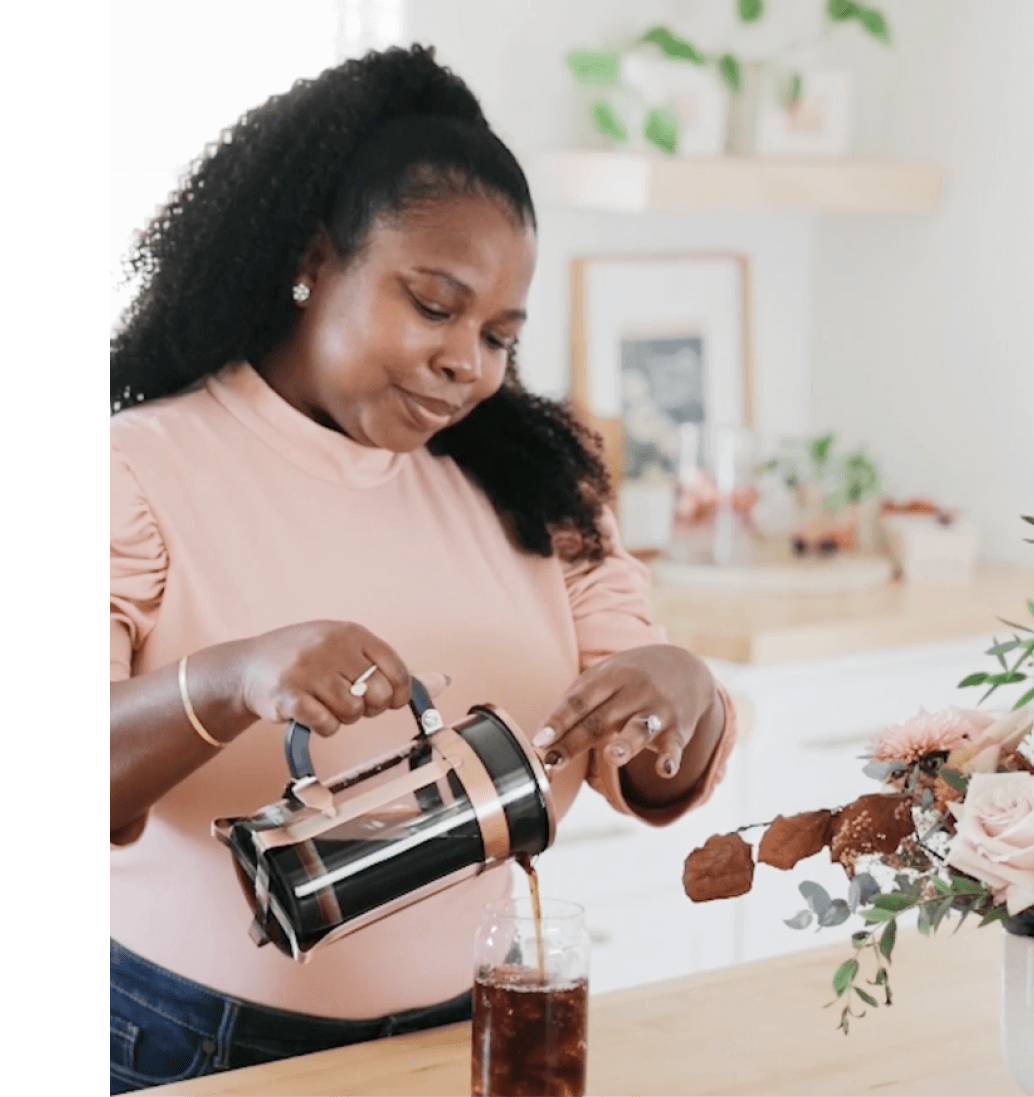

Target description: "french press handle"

left=285, top=675, right=440, bottom=781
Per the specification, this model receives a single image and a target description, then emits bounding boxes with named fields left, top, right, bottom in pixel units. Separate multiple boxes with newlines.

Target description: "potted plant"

left=565, top=0, right=891, bottom=156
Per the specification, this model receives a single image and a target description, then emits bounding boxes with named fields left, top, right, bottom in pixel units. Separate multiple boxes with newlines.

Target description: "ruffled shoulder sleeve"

left=561, top=506, right=737, bottom=826
left=110, top=440, right=169, bottom=682
left=560, top=505, right=667, bottom=668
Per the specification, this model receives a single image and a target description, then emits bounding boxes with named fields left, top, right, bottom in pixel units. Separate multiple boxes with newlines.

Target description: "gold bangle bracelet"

left=178, top=656, right=225, bottom=749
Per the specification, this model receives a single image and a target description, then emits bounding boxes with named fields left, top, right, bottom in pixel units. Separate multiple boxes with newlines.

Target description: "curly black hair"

left=110, top=44, right=612, bottom=562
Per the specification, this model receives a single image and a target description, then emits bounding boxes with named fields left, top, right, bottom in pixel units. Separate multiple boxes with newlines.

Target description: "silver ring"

left=643, top=714, right=662, bottom=739
left=349, top=664, right=378, bottom=698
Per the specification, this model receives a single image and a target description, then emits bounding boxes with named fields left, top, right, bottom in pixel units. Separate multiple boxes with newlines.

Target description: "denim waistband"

left=110, top=938, right=472, bottom=1064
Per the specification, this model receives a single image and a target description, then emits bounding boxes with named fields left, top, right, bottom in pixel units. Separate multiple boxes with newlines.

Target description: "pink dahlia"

left=872, top=707, right=997, bottom=765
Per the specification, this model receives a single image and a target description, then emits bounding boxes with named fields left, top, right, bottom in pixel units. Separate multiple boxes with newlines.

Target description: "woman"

left=110, top=44, right=736, bottom=1093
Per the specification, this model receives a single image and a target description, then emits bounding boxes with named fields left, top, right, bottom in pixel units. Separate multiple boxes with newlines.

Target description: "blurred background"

left=111, top=0, right=1033, bottom=991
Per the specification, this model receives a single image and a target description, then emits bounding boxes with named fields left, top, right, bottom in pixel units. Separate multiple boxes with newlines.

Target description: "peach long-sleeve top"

left=110, top=361, right=736, bottom=1019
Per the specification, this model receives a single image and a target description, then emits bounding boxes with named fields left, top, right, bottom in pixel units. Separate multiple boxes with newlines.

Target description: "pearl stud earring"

left=292, top=283, right=311, bottom=304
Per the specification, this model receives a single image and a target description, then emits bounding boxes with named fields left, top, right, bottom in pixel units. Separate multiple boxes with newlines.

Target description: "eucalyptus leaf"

left=854, top=986, right=879, bottom=1008
left=917, top=904, right=932, bottom=936
left=784, top=909, right=813, bottom=930
left=998, top=617, right=1034, bottom=634
left=862, top=907, right=895, bottom=923
left=952, top=876, right=988, bottom=895
left=931, top=896, right=954, bottom=931
left=930, top=875, right=952, bottom=898
left=1013, top=686, right=1034, bottom=711
left=878, top=918, right=896, bottom=960
left=873, top=967, right=888, bottom=985
left=988, top=671, right=1025, bottom=686
left=833, top=958, right=859, bottom=997
left=643, top=107, right=678, bottom=154
left=590, top=100, right=628, bottom=142
left=957, top=672, right=989, bottom=688
left=851, top=931, right=870, bottom=947
left=818, top=899, right=851, bottom=927
left=937, top=766, right=969, bottom=794
left=980, top=905, right=1009, bottom=927
left=872, top=893, right=915, bottom=912
left=640, top=26, right=704, bottom=64
left=862, top=760, right=906, bottom=781
left=854, top=873, right=880, bottom=904
left=738, top=0, right=763, bottom=21
left=985, top=640, right=1021, bottom=657
left=565, top=49, right=620, bottom=85
left=799, top=880, right=832, bottom=915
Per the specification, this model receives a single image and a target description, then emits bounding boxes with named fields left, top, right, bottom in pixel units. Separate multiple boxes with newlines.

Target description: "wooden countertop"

left=146, top=922, right=1019, bottom=1096
left=650, top=564, right=1034, bottom=665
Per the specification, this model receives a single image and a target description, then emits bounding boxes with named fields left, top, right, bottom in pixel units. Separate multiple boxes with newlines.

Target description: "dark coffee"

left=471, top=964, right=588, bottom=1097
left=516, top=853, right=545, bottom=976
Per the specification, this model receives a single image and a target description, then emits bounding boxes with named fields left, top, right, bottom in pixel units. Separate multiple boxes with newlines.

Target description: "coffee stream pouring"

left=213, top=677, right=556, bottom=962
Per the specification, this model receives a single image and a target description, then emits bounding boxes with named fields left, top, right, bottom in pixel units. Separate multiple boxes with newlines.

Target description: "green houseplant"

left=566, top=0, right=891, bottom=154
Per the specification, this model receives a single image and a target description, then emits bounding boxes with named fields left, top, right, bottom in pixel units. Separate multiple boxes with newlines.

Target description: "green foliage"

left=878, top=919, right=896, bottom=960
left=565, top=49, right=620, bottom=85
left=826, top=1, right=891, bottom=42
left=590, top=100, right=627, bottom=141
left=827, top=0, right=857, bottom=18
left=833, top=959, right=858, bottom=996
left=739, top=0, right=763, bottom=21
left=956, top=556, right=1033, bottom=709
left=644, top=108, right=679, bottom=153
left=936, top=766, right=969, bottom=795
left=639, top=26, right=704, bottom=64
left=718, top=54, right=741, bottom=92
left=858, top=8, right=891, bottom=42
left=783, top=71, right=803, bottom=108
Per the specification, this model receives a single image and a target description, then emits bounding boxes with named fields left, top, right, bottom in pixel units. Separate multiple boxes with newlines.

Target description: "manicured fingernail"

left=606, top=742, right=631, bottom=764
left=533, top=726, right=557, bottom=748
left=661, top=757, right=678, bottom=778
left=544, top=750, right=565, bottom=769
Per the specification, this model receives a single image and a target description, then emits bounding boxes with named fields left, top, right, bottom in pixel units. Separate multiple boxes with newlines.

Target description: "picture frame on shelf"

left=569, top=252, right=755, bottom=490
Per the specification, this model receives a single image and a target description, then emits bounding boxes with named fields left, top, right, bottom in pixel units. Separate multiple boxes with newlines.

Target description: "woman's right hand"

left=235, top=621, right=412, bottom=737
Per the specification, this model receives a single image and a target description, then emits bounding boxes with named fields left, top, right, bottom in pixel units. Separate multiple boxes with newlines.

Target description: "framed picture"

left=569, top=253, right=755, bottom=489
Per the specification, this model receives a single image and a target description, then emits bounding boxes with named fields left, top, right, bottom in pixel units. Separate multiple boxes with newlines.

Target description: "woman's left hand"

left=532, top=644, right=719, bottom=781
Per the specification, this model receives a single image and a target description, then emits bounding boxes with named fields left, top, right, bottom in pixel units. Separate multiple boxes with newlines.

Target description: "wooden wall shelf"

left=535, top=150, right=943, bottom=214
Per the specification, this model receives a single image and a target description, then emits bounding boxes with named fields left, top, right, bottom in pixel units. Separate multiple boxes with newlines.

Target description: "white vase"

left=1002, top=914, right=1034, bottom=1096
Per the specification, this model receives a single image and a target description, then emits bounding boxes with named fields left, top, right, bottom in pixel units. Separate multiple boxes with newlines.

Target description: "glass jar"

left=1002, top=911, right=1034, bottom=1096
left=471, top=898, right=591, bottom=1097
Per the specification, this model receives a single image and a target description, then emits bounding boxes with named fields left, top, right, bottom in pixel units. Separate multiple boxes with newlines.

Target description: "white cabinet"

left=531, top=635, right=996, bottom=995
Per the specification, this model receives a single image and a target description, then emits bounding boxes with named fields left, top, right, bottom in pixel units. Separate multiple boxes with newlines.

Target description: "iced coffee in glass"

left=471, top=897, right=590, bottom=1097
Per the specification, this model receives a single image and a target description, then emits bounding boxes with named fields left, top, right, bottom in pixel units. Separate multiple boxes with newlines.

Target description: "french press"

left=212, top=678, right=556, bottom=962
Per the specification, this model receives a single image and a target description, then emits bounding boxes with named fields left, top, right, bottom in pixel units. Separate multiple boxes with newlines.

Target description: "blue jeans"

left=110, top=939, right=472, bottom=1094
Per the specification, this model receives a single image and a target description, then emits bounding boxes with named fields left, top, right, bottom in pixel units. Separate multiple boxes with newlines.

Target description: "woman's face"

left=263, top=193, right=536, bottom=452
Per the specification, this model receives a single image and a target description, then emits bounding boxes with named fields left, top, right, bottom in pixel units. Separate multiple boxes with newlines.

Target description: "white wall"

left=810, top=0, right=1034, bottom=564
left=408, top=0, right=1033, bottom=565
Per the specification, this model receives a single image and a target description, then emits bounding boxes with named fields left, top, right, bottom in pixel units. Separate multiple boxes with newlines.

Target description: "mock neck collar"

left=206, top=361, right=409, bottom=488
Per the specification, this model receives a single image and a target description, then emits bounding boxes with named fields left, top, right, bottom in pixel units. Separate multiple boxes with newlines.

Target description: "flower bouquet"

left=683, top=521, right=1034, bottom=1039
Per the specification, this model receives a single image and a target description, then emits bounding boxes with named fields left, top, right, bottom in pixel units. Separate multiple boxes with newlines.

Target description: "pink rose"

left=946, top=772, right=1034, bottom=916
